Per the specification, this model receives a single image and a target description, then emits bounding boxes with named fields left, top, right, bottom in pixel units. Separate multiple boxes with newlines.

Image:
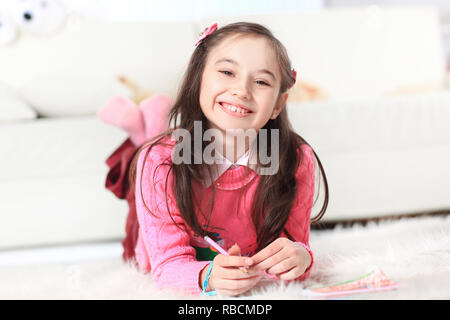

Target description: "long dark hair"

left=129, top=22, right=329, bottom=252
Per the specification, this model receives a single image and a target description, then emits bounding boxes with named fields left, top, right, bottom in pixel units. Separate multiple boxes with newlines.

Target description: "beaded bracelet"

left=201, top=261, right=217, bottom=296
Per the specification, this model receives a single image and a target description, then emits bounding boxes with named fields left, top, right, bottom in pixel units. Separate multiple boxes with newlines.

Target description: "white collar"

left=202, top=143, right=258, bottom=188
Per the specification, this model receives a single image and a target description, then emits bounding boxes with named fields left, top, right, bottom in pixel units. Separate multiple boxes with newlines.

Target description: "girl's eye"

left=256, top=80, right=270, bottom=86
left=219, top=70, right=233, bottom=76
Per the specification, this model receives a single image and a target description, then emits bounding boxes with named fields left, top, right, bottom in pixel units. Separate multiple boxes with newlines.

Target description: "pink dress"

left=134, top=136, right=316, bottom=294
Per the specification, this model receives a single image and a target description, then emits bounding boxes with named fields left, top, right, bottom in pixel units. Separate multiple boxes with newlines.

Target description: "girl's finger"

left=217, top=275, right=261, bottom=290
left=252, top=249, right=288, bottom=271
left=266, top=257, right=297, bottom=276
left=250, top=239, right=284, bottom=265
left=215, top=254, right=253, bottom=268
left=215, top=275, right=261, bottom=295
left=218, top=265, right=260, bottom=280
left=228, top=243, right=241, bottom=256
left=278, top=266, right=303, bottom=281
left=217, top=289, right=244, bottom=297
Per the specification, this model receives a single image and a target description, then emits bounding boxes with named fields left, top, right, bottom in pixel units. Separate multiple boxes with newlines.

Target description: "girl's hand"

left=251, top=237, right=311, bottom=280
left=201, top=244, right=261, bottom=296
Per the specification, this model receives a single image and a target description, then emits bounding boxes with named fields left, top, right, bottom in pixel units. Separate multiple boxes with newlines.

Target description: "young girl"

left=128, top=22, right=328, bottom=296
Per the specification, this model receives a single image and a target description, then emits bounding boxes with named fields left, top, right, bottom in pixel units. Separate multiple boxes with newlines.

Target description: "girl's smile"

left=199, top=34, right=287, bottom=135
left=216, top=101, right=254, bottom=117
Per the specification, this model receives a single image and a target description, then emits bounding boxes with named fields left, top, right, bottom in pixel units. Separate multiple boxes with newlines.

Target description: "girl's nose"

left=231, top=85, right=250, bottom=100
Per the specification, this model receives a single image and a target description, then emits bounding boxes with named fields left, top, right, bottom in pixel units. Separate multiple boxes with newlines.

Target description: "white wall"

left=325, top=0, right=450, bottom=68
left=61, top=0, right=324, bottom=21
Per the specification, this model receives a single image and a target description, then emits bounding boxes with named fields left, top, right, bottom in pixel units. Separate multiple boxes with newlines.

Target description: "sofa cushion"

left=0, top=116, right=128, bottom=180
left=287, top=92, right=450, bottom=154
left=0, top=83, right=37, bottom=123
left=0, top=174, right=128, bottom=248
left=20, top=72, right=130, bottom=117
left=0, top=19, right=197, bottom=116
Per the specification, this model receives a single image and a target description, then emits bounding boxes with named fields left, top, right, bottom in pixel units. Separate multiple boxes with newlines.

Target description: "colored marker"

left=203, top=236, right=249, bottom=273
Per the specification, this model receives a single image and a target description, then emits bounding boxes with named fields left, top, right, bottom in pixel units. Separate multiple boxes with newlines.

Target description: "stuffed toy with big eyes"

left=0, top=0, right=67, bottom=46
left=12, top=0, right=67, bottom=34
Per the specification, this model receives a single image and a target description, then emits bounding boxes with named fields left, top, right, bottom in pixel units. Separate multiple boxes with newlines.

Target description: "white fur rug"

left=1, top=214, right=449, bottom=300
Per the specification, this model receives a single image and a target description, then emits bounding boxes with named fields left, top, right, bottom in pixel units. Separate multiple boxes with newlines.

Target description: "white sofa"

left=1, top=6, right=449, bottom=249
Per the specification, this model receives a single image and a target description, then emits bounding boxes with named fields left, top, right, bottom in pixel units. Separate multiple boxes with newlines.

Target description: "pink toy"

left=302, top=267, right=401, bottom=299
left=98, top=94, right=173, bottom=146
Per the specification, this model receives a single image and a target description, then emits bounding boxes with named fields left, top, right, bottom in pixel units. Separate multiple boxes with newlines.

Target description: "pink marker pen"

left=203, top=236, right=249, bottom=273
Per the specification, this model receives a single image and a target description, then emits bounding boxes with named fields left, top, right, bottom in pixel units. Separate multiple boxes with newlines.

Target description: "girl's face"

left=199, top=34, right=288, bottom=135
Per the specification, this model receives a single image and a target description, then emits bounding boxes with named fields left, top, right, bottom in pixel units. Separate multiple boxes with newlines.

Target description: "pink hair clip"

left=289, top=69, right=297, bottom=89
left=195, top=23, right=218, bottom=46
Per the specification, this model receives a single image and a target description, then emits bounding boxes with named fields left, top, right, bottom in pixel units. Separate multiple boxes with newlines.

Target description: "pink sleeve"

left=135, top=145, right=210, bottom=295
left=284, top=144, right=316, bottom=281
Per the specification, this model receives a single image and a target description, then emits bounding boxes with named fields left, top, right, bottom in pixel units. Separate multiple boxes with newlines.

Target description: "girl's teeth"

left=225, top=104, right=246, bottom=114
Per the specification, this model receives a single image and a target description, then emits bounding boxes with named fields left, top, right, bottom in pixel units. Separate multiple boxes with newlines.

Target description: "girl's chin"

left=218, top=125, right=258, bottom=136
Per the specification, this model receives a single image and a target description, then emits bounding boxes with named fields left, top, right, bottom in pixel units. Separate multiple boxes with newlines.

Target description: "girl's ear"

left=271, top=92, right=289, bottom=120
